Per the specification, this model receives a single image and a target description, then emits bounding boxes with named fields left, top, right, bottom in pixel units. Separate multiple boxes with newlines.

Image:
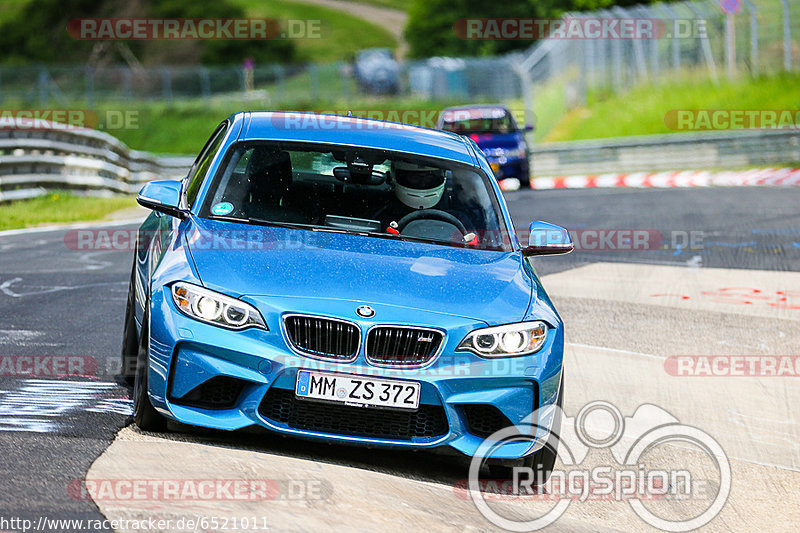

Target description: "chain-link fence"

left=0, top=0, right=796, bottom=111
left=516, top=0, right=799, bottom=113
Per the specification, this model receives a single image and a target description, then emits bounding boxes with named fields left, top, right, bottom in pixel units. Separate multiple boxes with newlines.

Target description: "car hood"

left=183, top=217, right=533, bottom=325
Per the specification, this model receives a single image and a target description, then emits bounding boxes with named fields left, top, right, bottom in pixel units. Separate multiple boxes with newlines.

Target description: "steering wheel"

left=395, top=209, right=468, bottom=237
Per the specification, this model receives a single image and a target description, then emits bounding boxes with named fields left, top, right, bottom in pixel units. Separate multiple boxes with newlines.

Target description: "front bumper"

left=146, top=286, right=563, bottom=460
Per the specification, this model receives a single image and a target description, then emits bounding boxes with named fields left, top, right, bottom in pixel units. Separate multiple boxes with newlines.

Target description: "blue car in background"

left=438, top=105, right=532, bottom=189
left=122, top=111, right=571, bottom=478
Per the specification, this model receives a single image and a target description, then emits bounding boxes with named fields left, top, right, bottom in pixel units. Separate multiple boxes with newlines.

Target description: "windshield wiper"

left=207, top=214, right=315, bottom=231
left=207, top=215, right=496, bottom=250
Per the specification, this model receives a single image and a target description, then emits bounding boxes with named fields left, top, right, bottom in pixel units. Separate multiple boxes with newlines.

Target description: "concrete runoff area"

left=87, top=261, right=800, bottom=532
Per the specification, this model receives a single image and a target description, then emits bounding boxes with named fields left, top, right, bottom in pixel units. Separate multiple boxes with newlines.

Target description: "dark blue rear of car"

left=438, top=105, right=531, bottom=188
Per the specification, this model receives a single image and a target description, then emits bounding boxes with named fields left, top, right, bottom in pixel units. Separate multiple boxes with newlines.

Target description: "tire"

left=487, top=375, right=564, bottom=482
left=133, top=306, right=167, bottom=431
left=120, top=262, right=138, bottom=385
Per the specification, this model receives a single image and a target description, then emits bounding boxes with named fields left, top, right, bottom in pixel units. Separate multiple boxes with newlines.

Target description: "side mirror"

left=522, top=221, right=573, bottom=256
left=136, top=180, right=187, bottom=219
left=524, top=124, right=534, bottom=132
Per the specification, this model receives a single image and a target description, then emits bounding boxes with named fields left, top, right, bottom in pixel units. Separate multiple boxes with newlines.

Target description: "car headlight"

left=171, top=282, right=267, bottom=330
left=456, top=321, right=547, bottom=357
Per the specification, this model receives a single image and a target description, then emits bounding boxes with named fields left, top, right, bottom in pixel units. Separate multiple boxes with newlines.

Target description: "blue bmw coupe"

left=123, top=111, right=572, bottom=477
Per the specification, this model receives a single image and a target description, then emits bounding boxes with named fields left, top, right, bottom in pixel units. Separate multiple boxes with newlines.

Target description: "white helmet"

left=392, top=161, right=446, bottom=209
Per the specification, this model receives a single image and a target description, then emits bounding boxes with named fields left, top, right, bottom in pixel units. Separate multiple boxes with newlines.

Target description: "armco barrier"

left=0, top=124, right=193, bottom=203
left=2, top=125, right=799, bottom=203
left=531, top=129, right=800, bottom=177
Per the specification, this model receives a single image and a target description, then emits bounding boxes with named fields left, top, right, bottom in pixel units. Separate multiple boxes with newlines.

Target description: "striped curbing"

left=502, top=167, right=800, bottom=190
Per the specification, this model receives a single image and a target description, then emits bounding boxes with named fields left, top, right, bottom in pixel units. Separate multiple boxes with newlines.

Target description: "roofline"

left=441, top=104, right=511, bottom=111
left=231, top=110, right=478, bottom=166
left=235, top=109, right=466, bottom=139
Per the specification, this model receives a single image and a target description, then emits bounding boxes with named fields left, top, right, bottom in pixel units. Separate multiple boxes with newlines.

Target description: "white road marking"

left=567, top=342, right=664, bottom=360
left=0, top=379, right=131, bottom=433
left=0, top=277, right=126, bottom=298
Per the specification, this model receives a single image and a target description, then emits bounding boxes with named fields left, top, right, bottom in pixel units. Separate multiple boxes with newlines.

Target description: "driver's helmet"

left=392, top=161, right=446, bottom=209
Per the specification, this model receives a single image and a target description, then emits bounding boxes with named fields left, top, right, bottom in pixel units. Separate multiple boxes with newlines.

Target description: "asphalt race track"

left=1, top=186, right=798, bottom=532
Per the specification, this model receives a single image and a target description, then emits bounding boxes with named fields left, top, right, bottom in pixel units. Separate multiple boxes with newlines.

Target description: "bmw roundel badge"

left=356, top=305, right=375, bottom=318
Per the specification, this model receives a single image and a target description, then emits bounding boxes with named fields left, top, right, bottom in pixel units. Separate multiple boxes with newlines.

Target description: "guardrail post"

left=309, top=64, right=319, bottom=101
left=648, top=6, right=660, bottom=82
left=781, top=0, right=792, bottom=71
left=514, top=64, right=535, bottom=130
left=38, top=67, right=48, bottom=106
left=200, top=67, right=210, bottom=100
left=123, top=68, right=132, bottom=99
left=659, top=3, right=682, bottom=70
left=160, top=67, right=173, bottom=101
left=688, top=1, right=718, bottom=83
left=612, top=38, right=623, bottom=91
left=340, top=62, right=350, bottom=102
left=85, top=66, right=95, bottom=107
left=743, top=0, right=758, bottom=75
left=584, top=36, right=595, bottom=88
left=275, top=65, right=285, bottom=105
left=614, top=6, right=647, bottom=83
left=725, top=12, right=736, bottom=79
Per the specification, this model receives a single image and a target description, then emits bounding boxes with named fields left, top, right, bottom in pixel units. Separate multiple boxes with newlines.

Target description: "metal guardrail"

left=2, top=126, right=798, bottom=203
left=0, top=125, right=193, bottom=203
left=531, top=129, right=800, bottom=176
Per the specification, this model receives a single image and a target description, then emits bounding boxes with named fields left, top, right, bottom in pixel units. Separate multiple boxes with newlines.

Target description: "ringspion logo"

left=466, top=401, right=730, bottom=531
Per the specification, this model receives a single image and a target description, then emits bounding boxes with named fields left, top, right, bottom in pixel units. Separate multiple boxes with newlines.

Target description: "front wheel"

left=133, top=307, right=167, bottom=431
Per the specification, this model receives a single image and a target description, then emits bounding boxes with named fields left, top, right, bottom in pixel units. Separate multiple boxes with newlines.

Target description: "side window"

left=185, top=123, right=228, bottom=208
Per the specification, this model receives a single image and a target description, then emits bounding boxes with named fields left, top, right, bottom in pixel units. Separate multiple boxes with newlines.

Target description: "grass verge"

left=544, top=72, right=800, bottom=142
left=0, top=192, right=136, bottom=231
left=98, top=96, right=472, bottom=153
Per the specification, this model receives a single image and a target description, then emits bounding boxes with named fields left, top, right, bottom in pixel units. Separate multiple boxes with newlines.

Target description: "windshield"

left=200, top=141, right=511, bottom=251
left=440, top=108, right=517, bottom=134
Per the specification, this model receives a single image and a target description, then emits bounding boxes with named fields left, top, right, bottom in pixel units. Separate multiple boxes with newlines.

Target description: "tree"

left=405, top=0, right=658, bottom=58
left=0, top=0, right=296, bottom=65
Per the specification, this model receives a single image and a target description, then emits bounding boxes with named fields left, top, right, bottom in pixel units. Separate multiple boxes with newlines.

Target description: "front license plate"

left=295, top=371, right=420, bottom=410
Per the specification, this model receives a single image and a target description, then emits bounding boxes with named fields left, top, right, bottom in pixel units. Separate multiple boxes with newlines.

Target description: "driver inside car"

left=374, top=161, right=478, bottom=245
